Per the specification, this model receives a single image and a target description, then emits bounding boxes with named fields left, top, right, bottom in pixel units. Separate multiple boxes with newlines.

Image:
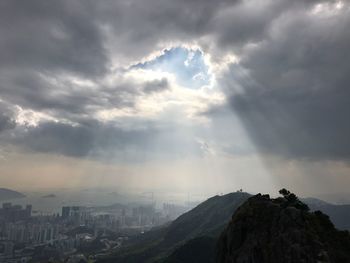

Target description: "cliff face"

left=217, top=193, right=350, bottom=263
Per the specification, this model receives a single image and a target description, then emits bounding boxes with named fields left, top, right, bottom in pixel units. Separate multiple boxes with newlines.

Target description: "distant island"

left=107, top=191, right=120, bottom=196
left=0, top=188, right=26, bottom=201
left=41, top=194, right=57, bottom=198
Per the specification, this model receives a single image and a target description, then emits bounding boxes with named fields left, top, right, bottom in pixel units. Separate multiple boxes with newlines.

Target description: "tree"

left=279, top=188, right=290, bottom=197
left=279, top=188, right=309, bottom=211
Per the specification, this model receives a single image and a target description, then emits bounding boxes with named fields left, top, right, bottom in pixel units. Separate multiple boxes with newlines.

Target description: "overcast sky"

left=0, top=0, right=349, bottom=198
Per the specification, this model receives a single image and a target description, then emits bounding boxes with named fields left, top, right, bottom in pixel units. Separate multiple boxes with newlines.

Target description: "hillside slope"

left=99, top=192, right=251, bottom=263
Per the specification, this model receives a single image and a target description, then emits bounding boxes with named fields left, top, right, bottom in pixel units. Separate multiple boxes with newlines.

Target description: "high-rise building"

left=25, top=205, right=32, bottom=217
left=62, top=206, right=71, bottom=218
left=0, top=203, right=32, bottom=221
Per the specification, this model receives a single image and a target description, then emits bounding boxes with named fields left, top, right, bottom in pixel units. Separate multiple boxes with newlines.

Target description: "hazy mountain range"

left=0, top=188, right=25, bottom=201
left=303, top=197, right=350, bottom=230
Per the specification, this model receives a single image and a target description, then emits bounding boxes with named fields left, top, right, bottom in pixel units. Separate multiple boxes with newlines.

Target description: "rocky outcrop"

left=217, top=191, right=350, bottom=263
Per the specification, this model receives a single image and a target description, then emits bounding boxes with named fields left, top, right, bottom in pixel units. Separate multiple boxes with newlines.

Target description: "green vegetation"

left=278, top=188, right=309, bottom=211
left=163, top=237, right=216, bottom=263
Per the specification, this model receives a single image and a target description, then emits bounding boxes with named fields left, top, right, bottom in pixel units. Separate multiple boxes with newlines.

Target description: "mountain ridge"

left=99, top=191, right=350, bottom=263
left=0, top=188, right=26, bottom=201
left=217, top=191, right=350, bottom=263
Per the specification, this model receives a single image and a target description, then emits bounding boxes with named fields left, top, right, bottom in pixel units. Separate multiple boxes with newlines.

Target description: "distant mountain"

left=0, top=188, right=25, bottom=201
left=98, top=192, right=251, bottom=263
left=316, top=193, right=350, bottom=204
left=303, top=197, right=350, bottom=231
left=217, top=192, right=350, bottom=263
left=41, top=194, right=57, bottom=198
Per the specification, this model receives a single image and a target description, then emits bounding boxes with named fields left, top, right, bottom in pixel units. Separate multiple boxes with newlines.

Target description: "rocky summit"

left=217, top=190, right=350, bottom=263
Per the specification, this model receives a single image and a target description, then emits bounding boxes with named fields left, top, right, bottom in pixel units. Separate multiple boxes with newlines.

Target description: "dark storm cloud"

left=93, top=0, right=238, bottom=60
left=0, top=0, right=309, bottom=119
left=209, top=0, right=330, bottom=50
left=0, top=68, right=172, bottom=122
left=0, top=115, right=16, bottom=133
left=8, top=120, right=202, bottom=161
left=0, top=102, right=16, bottom=133
left=0, top=0, right=348, bottom=161
left=222, top=3, right=350, bottom=160
left=98, top=0, right=324, bottom=58
left=0, top=0, right=108, bottom=77
left=0, top=0, right=111, bottom=123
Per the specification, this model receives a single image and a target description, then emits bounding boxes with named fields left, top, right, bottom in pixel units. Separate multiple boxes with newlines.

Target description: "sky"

left=0, top=0, right=349, bottom=199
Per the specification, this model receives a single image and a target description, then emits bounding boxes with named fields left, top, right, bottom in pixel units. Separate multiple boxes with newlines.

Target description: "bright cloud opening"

left=131, top=47, right=213, bottom=89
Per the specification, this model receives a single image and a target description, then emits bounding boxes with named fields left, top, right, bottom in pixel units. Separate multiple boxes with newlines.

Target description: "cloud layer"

left=0, top=0, right=349, bottom=166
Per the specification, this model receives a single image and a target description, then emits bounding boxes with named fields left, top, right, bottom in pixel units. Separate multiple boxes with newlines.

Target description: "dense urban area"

left=0, top=200, right=192, bottom=262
